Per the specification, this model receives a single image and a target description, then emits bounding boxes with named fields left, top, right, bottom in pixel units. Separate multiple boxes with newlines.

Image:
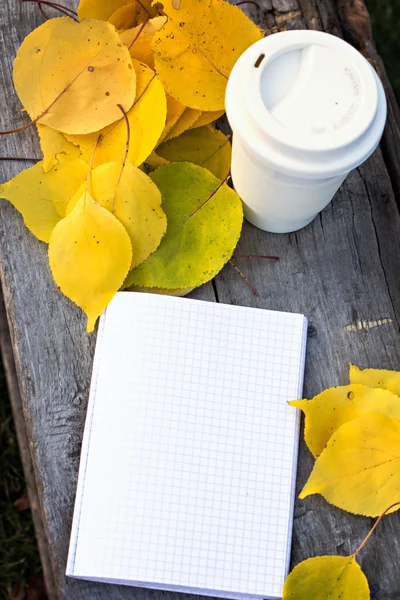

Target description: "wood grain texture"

left=0, top=1, right=399, bottom=600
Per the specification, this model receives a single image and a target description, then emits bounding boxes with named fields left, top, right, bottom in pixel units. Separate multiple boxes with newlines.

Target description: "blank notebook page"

left=67, top=292, right=307, bottom=600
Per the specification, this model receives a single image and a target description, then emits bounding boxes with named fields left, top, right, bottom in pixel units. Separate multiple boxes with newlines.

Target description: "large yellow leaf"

left=13, top=18, right=136, bottom=134
left=283, top=556, right=370, bottom=600
left=290, top=384, right=400, bottom=458
left=120, top=17, right=167, bottom=68
left=49, top=192, right=132, bottom=332
left=78, top=0, right=131, bottom=21
left=162, top=108, right=202, bottom=142
left=0, top=155, right=88, bottom=242
left=125, top=162, right=243, bottom=289
left=152, top=0, right=263, bottom=110
left=300, top=413, right=400, bottom=516
left=37, top=124, right=81, bottom=173
left=67, top=162, right=166, bottom=269
left=189, top=110, right=225, bottom=130
left=67, top=61, right=166, bottom=168
left=350, top=364, right=400, bottom=396
left=157, top=126, right=231, bottom=179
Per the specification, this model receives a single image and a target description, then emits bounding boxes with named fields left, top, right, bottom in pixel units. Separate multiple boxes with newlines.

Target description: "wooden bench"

left=1, top=1, right=400, bottom=598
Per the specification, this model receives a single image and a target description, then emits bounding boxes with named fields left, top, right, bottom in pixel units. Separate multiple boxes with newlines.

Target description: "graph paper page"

left=67, top=292, right=307, bottom=599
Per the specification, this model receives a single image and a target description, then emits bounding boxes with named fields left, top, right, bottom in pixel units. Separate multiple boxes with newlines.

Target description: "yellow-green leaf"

left=37, top=124, right=81, bottom=173
left=189, top=110, right=225, bottom=130
left=162, top=107, right=202, bottom=142
left=67, top=61, right=166, bottom=168
left=125, top=162, right=243, bottom=289
left=49, top=192, right=132, bottom=332
left=128, top=285, right=194, bottom=296
left=350, top=364, right=400, bottom=396
left=157, top=126, right=231, bottom=179
left=152, top=0, right=263, bottom=110
left=78, top=0, right=132, bottom=21
left=120, top=16, right=167, bottom=68
left=299, top=413, right=400, bottom=516
left=13, top=18, right=136, bottom=134
left=0, top=155, right=88, bottom=242
left=290, top=384, right=400, bottom=458
left=283, top=556, right=370, bottom=600
left=67, top=162, right=166, bottom=269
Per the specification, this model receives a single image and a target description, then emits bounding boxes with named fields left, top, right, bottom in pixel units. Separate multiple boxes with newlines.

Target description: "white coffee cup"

left=225, top=30, right=387, bottom=233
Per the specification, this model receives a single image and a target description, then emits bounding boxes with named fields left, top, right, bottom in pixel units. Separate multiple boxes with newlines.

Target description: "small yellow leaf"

left=120, top=16, right=167, bottom=68
left=162, top=107, right=202, bottom=142
left=109, top=3, right=138, bottom=29
left=283, top=556, right=370, bottom=600
left=0, top=156, right=88, bottom=242
left=157, top=126, right=231, bottom=180
left=67, top=61, right=166, bottom=168
left=126, top=162, right=243, bottom=289
left=49, top=192, right=132, bottom=332
left=78, top=0, right=132, bottom=21
left=290, top=384, right=400, bottom=458
left=37, top=124, right=80, bottom=173
left=67, top=162, right=166, bottom=269
left=152, top=0, right=263, bottom=110
left=189, top=110, right=225, bottom=130
left=158, top=94, right=187, bottom=143
left=14, top=18, right=136, bottom=134
left=300, top=413, right=400, bottom=516
left=350, top=364, right=400, bottom=396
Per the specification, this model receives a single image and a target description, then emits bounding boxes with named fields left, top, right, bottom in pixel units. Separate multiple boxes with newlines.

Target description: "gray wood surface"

left=0, top=1, right=399, bottom=599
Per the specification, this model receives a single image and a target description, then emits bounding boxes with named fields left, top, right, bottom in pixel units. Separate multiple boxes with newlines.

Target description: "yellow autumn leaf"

left=49, top=192, right=132, bottom=333
left=67, top=61, right=166, bottom=168
left=158, top=94, right=186, bottom=143
left=152, top=0, right=263, bottom=110
left=78, top=0, right=131, bottom=21
left=300, top=413, right=400, bottom=516
left=37, top=124, right=81, bottom=173
left=162, top=108, right=202, bottom=142
left=290, top=384, right=400, bottom=458
left=120, top=16, right=167, bottom=68
left=67, top=162, right=166, bottom=269
left=110, top=1, right=160, bottom=29
left=157, top=126, right=231, bottom=179
left=125, top=162, right=243, bottom=289
left=283, top=556, right=370, bottom=600
left=189, top=110, right=225, bottom=130
left=13, top=18, right=136, bottom=134
left=0, top=155, right=88, bottom=242
left=350, top=364, right=400, bottom=396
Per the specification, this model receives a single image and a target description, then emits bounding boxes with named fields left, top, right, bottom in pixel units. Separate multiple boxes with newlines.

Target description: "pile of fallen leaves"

left=283, top=364, right=400, bottom=600
left=0, top=0, right=263, bottom=331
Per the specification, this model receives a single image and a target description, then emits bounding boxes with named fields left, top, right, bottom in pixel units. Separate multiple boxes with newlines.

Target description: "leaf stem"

left=234, top=254, right=280, bottom=260
left=22, top=0, right=79, bottom=20
left=352, top=502, right=400, bottom=559
left=229, top=260, right=259, bottom=296
left=112, top=104, right=131, bottom=212
left=235, top=1, right=260, bottom=8
left=0, top=156, right=40, bottom=161
left=128, top=13, right=150, bottom=50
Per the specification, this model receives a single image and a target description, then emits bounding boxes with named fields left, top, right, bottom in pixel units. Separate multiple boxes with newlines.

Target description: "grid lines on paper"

left=72, top=293, right=305, bottom=598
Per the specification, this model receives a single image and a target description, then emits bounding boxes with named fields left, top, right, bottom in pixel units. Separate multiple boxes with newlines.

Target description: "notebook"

left=67, top=292, right=307, bottom=600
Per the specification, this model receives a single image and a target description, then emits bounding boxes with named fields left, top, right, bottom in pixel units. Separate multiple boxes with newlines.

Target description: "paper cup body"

left=225, top=31, right=387, bottom=233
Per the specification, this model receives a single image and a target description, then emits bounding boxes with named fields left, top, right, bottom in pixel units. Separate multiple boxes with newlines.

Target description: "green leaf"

left=125, top=162, right=243, bottom=289
left=156, top=126, right=231, bottom=180
left=283, top=556, right=370, bottom=600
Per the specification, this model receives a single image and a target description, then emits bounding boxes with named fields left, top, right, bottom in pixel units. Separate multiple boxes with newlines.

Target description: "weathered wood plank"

left=0, top=1, right=399, bottom=600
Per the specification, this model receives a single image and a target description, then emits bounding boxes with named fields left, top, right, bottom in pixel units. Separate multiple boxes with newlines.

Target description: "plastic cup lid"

left=225, top=30, right=387, bottom=179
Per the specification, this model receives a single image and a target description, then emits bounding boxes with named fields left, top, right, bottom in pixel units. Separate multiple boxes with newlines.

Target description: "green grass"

left=0, top=360, right=42, bottom=599
left=366, top=0, right=400, bottom=100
